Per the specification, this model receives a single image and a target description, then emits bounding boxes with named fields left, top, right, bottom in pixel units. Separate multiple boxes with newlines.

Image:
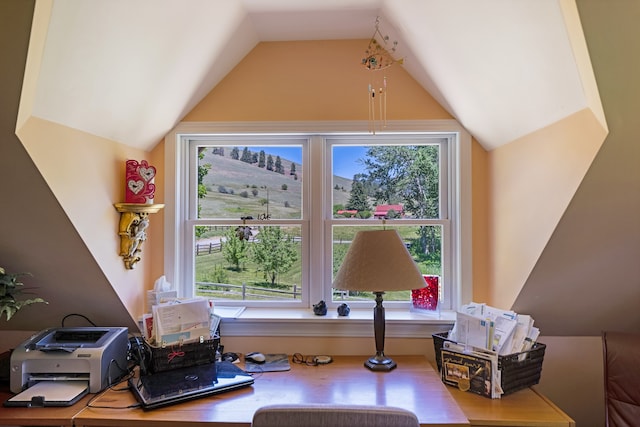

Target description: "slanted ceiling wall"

left=512, top=0, right=640, bottom=334
left=0, top=0, right=141, bottom=331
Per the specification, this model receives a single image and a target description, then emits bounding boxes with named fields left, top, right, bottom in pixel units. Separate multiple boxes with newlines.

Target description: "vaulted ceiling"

left=31, top=0, right=598, bottom=151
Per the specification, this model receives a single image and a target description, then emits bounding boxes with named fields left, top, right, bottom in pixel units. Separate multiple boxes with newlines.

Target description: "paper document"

left=455, top=311, right=492, bottom=349
left=213, top=306, right=246, bottom=318
left=491, top=316, right=518, bottom=355
left=508, top=314, right=534, bottom=354
left=5, top=381, right=88, bottom=407
left=152, top=298, right=211, bottom=345
left=522, top=327, right=540, bottom=352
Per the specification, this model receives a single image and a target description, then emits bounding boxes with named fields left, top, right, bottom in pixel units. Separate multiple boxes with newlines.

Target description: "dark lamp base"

left=365, top=354, right=397, bottom=371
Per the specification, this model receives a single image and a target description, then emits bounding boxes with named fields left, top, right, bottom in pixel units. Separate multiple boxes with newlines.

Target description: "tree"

left=251, top=226, right=298, bottom=286
left=362, top=146, right=407, bottom=204
left=266, top=154, right=274, bottom=171
left=362, top=145, right=440, bottom=256
left=275, top=156, right=284, bottom=174
left=198, top=148, right=211, bottom=200
left=195, top=148, right=211, bottom=238
left=346, top=175, right=370, bottom=212
left=230, top=147, right=240, bottom=160
left=241, top=147, right=252, bottom=163
left=258, top=150, right=266, bottom=168
left=222, top=227, right=249, bottom=271
left=290, top=162, right=297, bottom=175
left=404, top=147, right=440, bottom=257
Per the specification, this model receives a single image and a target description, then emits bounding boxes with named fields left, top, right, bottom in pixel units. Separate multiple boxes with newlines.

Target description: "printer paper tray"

left=4, top=381, right=89, bottom=407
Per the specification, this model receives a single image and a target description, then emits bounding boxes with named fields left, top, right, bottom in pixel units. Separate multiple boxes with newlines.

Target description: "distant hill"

left=198, top=147, right=352, bottom=218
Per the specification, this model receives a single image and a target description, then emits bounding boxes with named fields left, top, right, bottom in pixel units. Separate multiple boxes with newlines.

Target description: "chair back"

left=251, top=404, right=420, bottom=427
left=603, top=331, right=640, bottom=426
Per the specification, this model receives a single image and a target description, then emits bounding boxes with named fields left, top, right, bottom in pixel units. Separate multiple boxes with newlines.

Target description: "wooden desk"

left=0, top=356, right=574, bottom=427
left=74, top=355, right=469, bottom=427
left=445, top=386, right=575, bottom=427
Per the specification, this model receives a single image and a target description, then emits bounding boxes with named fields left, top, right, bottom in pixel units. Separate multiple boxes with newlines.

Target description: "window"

left=190, top=137, right=306, bottom=306
left=328, top=138, right=447, bottom=306
left=165, top=121, right=471, bottom=314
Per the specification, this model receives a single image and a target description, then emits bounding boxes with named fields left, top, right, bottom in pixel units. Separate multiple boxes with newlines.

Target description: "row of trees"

left=225, top=147, right=297, bottom=176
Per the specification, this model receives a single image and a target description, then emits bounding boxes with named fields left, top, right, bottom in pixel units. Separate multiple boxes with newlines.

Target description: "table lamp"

left=333, top=229, right=426, bottom=371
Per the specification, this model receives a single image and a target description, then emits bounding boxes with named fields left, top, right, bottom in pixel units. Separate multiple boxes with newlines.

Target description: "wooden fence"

left=196, top=242, right=222, bottom=255
left=196, top=281, right=300, bottom=300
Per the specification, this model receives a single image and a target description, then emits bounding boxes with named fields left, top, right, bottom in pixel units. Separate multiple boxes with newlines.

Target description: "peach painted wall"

left=185, top=40, right=451, bottom=122
left=148, top=139, right=166, bottom=284
left=471, top=139, right=490, bottom=302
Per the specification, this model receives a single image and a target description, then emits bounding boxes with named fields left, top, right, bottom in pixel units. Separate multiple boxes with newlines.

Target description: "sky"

left=332, top=146, right=368, bottom=179
left=250, top=145, right=369, bottom=179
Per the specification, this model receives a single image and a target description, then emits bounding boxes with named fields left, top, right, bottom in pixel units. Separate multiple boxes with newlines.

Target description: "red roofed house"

left=373, top=204, right=404, bottom=219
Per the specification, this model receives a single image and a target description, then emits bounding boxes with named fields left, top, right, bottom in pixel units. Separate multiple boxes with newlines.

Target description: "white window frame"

left=186, top=135, right=311, bottom=308
left=164, top=121, right=472, bottom=336
left=322, top=135, right=455, bottom=310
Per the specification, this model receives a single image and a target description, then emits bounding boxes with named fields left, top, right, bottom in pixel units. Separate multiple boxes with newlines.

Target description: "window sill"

left=218, top=307, right=455, bottom=338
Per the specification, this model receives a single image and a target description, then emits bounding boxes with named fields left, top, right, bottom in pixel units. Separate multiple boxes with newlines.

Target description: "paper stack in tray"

left=150, top=297, right=212, bottom=346
left=140, top=276, right=216, bottom=347
left=449, top=302, right=539, bottom=355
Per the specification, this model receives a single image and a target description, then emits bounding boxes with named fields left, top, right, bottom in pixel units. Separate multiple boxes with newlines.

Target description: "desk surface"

left=446, top=386, right=575, bottom=427
left=74, top=355, right=469, bottom=427
left=1, top=355, right=574, bottom=427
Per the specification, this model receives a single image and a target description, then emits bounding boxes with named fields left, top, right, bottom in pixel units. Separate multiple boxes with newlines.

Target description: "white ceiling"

left=30, top=0, right=593, bottom=151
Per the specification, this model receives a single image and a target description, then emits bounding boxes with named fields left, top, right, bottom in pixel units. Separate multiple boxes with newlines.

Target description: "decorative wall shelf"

left=114, top=203, right=164, bottom=269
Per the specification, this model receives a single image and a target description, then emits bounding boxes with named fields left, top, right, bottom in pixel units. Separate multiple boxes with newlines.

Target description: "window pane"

left=332, top=144, right=440, bottom=220
left=195, top=225, right=303, bottom=302
left=331, top=225, right=442, bottom=303
left=198, top=145, right=303, bottom=220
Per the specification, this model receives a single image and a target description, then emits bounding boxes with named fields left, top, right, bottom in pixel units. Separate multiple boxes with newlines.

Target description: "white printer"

left=9, top=327, right=129, bottom=396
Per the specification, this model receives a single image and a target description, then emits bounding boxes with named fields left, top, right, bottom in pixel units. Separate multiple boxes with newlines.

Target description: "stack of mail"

left=151, top=298, right=212, bottom=346
left=449, top=302, right=540, bottom=355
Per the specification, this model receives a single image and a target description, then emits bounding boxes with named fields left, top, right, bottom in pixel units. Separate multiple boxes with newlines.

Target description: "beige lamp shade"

left=333, top=229, right=426, bottom=293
